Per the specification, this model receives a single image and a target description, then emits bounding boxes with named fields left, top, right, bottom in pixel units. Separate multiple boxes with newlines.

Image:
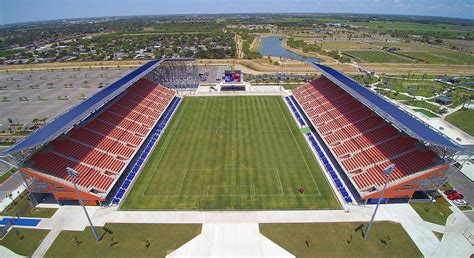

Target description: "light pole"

left=364, top=164, right=395, bottom=240
left=66, top=167, right=100, bottom=242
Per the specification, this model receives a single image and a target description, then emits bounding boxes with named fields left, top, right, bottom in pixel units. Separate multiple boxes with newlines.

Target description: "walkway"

left=0, top=246, right=23, bottom=258
left=167, top=223, right=294, bottom=257
left=433, top=211, right=474, bottom=258
left=31, top=206, right=100, bottom=257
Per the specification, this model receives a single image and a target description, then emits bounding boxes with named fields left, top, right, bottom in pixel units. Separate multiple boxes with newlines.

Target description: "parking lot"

left=0, top=68, right=131, bottom=131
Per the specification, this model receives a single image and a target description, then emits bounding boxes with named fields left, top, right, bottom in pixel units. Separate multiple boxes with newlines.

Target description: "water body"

left=258, top=36, right=320, bottom=63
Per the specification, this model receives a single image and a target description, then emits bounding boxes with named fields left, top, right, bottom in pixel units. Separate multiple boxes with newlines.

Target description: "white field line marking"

left=141, top=193, right=321, bottom=197
left=276, top=98, right=322, bottom=196
left=275, top=168, right=285, bottom=195
left=140, top=99, right=187, bottom=199
left=177, top=169, right=188, bottom=195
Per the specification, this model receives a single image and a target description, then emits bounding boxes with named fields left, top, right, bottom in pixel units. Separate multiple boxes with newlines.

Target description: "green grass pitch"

left=122, top=96, right=339, bottom=210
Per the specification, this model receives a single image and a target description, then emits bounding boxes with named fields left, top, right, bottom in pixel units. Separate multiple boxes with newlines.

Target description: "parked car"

left=452, top=199, right=468, bottom=206
left=447, top=193, right=464, bottom=200
left=444, top=189, right=457, bottom=195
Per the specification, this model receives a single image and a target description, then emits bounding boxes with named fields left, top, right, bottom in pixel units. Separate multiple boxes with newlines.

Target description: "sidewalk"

left=433, top=211, right=474, bottom=258
left=167, top=223, right=294, bottom=258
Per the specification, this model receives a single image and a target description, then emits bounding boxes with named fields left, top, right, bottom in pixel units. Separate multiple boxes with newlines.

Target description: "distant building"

left=435, top=96, right=452, bottom=105
left=382, top=46, right=400, bottom=52
left=436, top=76, right=460, bottom=84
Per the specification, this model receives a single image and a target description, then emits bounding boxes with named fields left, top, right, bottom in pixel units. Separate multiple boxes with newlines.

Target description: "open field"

left=122, top=96, right=339, bottom=210
left=351, top=20, right=474, bottom=39
left=398, top=51, right=474, bottom=64
left=446, top=109, right=474, bottom=136
left=0, top=228, right=49, bottom=256
left=45, top=224, right=201, bottom=258
left=360, top=63, right=474, bottom=76
left=371, top=42, right=450, bottom=52
left=2, top=59, right=473, bottom=75
left=444, top=39, right=474, bottom=54
left=320, top=41, right=374, bottom=50
left=385, top=78, right=444, bottom=97
left=345, top=50, right=415, bottom=63
left=260, top=222, right=422, bottom=258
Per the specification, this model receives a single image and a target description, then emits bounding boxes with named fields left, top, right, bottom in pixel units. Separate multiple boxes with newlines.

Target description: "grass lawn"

left=282, top=83, right=301, bottom=90
left=386, top=78, right=443, bottom=97
left=122, top=96, right=339, bottom=210
left=320, top=41, right=373, bottom=50
left=411, top=195, right=452, bottom=225
left=260, top=222, right=422, bottom=258
left=372, top=42, right=446, bottom=52
left=458, top=205, right=472, bottom=211
left=448, top=88, right=474, bottom=108
left=45, top=224, right=201, bottom=258
left=446, top=109, right=474, bottom=136
left=413, top=109, right=440, bottom=118
left=345, top=50, right=415, bottom=63
left=399, top=51, right=474, bottom=65
left=0, top=172, right=12, bottom=184
left=0, top=228, right=49, bottom=256
left=403, top=100, right=440, bottom=113
left=433, top=231, right=443, bottom=241
left=377, top=89, right=413, bottom=101
left=1, top=193, right=57, bottom=218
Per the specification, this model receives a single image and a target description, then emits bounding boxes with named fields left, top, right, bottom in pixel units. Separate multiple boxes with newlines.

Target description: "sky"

left=1, top=0, right=473, bottom=25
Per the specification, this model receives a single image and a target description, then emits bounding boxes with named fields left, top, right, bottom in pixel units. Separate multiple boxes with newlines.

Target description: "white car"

left=452, top=199, right=468, bottom=206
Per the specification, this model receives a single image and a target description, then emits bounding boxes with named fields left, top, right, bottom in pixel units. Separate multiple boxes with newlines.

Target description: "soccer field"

left=122, top=96, right=339, bottom=210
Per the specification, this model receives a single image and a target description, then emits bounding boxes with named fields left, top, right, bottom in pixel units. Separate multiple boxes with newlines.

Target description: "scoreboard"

left=223, top=70, right=243, bottom=84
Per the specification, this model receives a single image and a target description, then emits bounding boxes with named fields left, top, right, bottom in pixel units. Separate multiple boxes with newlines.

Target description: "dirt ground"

left=1, top=59, right=472, bottom=76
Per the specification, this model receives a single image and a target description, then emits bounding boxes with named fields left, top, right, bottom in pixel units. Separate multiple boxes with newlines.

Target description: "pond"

left=258, top=36, right=320, bottom=63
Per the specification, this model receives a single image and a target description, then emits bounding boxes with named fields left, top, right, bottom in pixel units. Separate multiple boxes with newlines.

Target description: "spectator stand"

left=111, top=97, right=182, bottom=205
left=285, top=95, right=354, bottom=206
left=305, top=132, right=355, bottom=205
left=283, top=96, right=306, bottom=128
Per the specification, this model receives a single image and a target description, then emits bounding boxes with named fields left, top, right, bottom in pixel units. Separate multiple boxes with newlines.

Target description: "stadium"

left=3, top=58, right=466, bottom=209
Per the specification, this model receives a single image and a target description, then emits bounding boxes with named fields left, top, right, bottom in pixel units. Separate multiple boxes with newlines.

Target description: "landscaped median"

left=0, top=227, right=49, bottom=256
left=260, top=222, right=422, bottom=257
left=410, top=195, right=452, bottom=225
left=44, top=223, right=202, bottom=257
left=1, top=193, right=57, bottom=218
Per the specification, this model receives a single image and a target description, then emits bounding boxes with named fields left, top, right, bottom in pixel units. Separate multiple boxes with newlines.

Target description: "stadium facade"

left=4, top=59, right=467, bottom=205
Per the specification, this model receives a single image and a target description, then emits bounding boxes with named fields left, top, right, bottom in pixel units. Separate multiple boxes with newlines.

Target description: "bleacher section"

left=26, top=79, right=176, bottom=196
left=292, top=77, right=444, bottom=195
left=284, top=96, right=306, bottom=127
left=112, top=97, right=181, bottom=205
left=306, top=132, right=353, bottom=203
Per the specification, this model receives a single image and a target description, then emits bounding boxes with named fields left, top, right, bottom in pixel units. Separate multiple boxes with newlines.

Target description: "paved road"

left=448, top=167, right=474, bottom=205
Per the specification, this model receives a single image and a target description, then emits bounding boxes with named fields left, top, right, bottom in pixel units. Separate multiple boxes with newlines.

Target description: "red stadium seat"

left=28, top=79, right=176, bottom=192
left=292, top=77, right=440, bottom=191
